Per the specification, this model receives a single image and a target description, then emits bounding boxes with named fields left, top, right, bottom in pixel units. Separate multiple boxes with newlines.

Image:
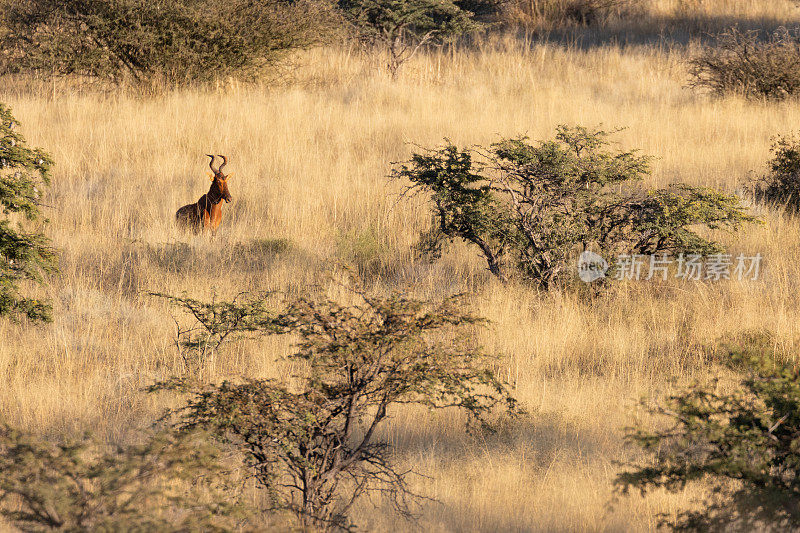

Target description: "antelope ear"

left=226, top=172, right=233, bottom=180
left=208, top=172, right=214, bottom=181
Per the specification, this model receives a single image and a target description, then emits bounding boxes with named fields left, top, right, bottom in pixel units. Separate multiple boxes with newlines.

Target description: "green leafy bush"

left=152, top=289, right=517, bottom=530
left=0, top=103, right=57, bottom=322
left=689, top=27, right=800, bottom=100
left=394, top=125, right=755, bottom=288
left=0, top=426, right=247, bottom=531
left=0, top=0, right=339, bottom=86
left=153, top=291, right=280, bottom=375
left=754, top=134, right=800, bottom=213
left=338, top=0, right=484, bottom=78
left=616, top=338, right=800, bottom=530
left=336, top=228, right=390, bottom=279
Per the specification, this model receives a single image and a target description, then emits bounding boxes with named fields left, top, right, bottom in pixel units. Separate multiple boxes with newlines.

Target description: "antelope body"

left=176, top=154, right=232, bottom=235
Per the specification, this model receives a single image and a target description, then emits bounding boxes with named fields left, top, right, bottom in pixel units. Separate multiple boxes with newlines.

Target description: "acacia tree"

left=0, top=103, right=56, bottom=322
left=0, top=426, right=248, bottom=531
left=152, top=290, right=518, bottom=530
left=616, top=335, right=800, bottom=530
left=338, top=0, right=484, bottom=78
left=394, top=125, right=757, bottom=288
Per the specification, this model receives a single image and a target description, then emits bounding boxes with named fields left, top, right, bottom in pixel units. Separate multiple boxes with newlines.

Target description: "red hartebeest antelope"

left=176, top=154, right=232, bottom=235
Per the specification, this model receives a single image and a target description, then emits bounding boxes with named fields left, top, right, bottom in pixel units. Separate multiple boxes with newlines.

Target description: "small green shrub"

left=338, top=0, right=485, bottom=78
left=689, top=27, right=800, bottom=100
left=336, top=228, right=389, bottom=278
left=153, top=291, right=279, bottom=375
left=754, top=134, right=800, bottom=212
left=394, top=125, right=756, bottom=288
left=0, top=103, right=57, bottom=322
left=0, top=426, right=247, bottom=531
left=152, top=289, right=518, bottom=530
left=616, top=340, right=800, bottom=530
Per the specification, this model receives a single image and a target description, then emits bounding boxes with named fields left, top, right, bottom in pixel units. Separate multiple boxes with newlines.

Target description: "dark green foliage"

left=689, top=27, right=800, bottom=100
left=153, top=291, right=280, bottom=374
left=0, top=426, right=247, bottom=531
left=338, top=0, right=484, bottom=77
left=395, top=125, right=756, bottom=288
left=0, top=0, right=338, bottom=86
left=454, top=0, right=504, bottom=21
left=152, top=290, right=517, bottom=530
left=754, top=134, right=800, bottom=213
left=616, top=336, right=800, bottom=531
left=0, top=103, right=56, bottom=322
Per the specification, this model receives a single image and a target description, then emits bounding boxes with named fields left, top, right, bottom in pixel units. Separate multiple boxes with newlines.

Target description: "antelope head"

left=207, top=154, right=232, bottom=203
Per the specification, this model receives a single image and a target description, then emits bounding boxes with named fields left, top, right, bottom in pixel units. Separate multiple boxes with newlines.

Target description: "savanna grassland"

left=3, top=0, right=800, bottom=530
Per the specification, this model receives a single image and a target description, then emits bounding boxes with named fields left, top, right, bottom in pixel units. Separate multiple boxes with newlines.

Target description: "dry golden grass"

left=3, top=3, right=800, bottom=528
left=507, top=0, right=800, bottom=42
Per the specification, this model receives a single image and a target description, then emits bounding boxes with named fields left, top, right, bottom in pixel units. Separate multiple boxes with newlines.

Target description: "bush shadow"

left=524, top=14, right=798, bottom=50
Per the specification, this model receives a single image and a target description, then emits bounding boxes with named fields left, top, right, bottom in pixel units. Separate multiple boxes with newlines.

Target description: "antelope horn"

left=216, top=154, right=227, bottom=173
left=206, top=154, right=218, bottom=174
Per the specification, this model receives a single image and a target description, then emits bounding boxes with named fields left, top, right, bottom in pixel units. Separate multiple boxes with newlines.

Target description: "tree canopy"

left=0, top=103, right=56, bottom=322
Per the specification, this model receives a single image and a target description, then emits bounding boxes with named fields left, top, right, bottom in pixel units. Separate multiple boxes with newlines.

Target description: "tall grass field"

left=2, top=0, right=800, bottom=530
